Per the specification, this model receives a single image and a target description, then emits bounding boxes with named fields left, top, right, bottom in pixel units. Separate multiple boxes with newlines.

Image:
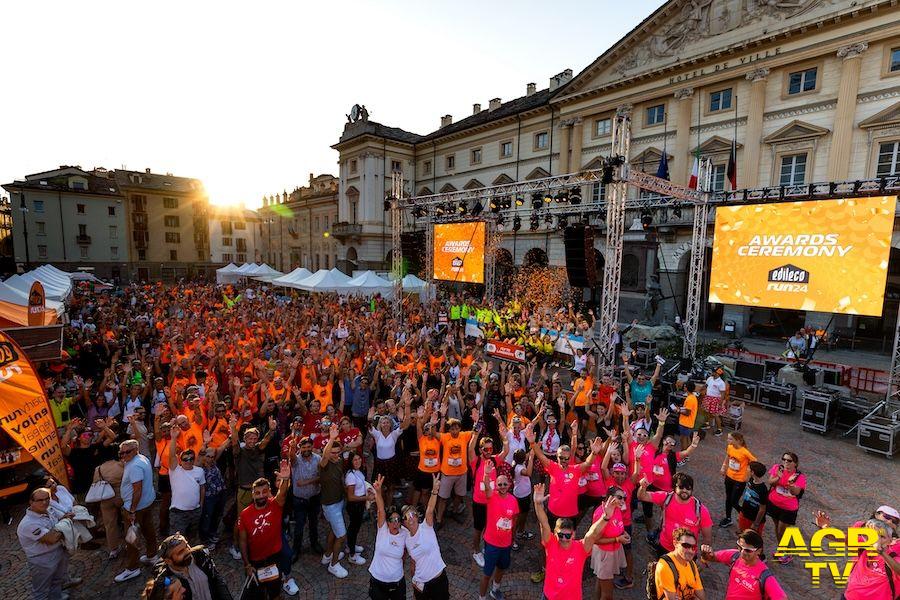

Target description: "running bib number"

left=256, top=565, right=279, bottom=583
left=588, top=472, right=600, bottom=481
left=653, top=465, right=664, bottom=476
left=577, top=477, right=588, bottom=487
left=497, top=518, right=513, bottom=531
left=728, top=458, right=741, bottom=472
left=424, top=458, right=438, bottom=468
left=448, top=458, right=462, bottom=467
left=775, top=485, right=792, bottom=497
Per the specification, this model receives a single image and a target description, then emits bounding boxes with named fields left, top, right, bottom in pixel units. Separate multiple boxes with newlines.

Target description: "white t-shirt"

left=345, top=469, right=367, bottom=499
left=368, top=522, right=408, bottom=583
left=122, top=396, right=143, bottom=421
left=169, top=465, right=206, bottom=510
left=573, top=353, right=588, bottom=372
left=372, top=428, right=402, bottom=460
left=513, top=463, right=531, bottom=499
left=705, top=375, right=727, bottom=399
left=405, top=522, right=446, bottom=585
left=506, top=431, right=527, bottom=465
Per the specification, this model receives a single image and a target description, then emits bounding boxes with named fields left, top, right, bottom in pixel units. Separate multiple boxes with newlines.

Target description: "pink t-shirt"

left=543, top=533, right=590, bottom=600
left=591, top=505, right=625, bottom=552
left=472, top=455, right=498, bottom=505
left=766, top=465, right=806, bottom=511
left=584, top=460, right=605, bottom=497
left=649, top=491, right=713, bottom=552
left=650, top=451, right=681, bottom=491
left=483, top=492, right=519, bottom=548
left=603, top=475, right=635, bottom=526
left=845, top=549, right=900, bottom=600
left=713, top=550, right=787, bottom=600
left=630, top=441, right=655, bottom=480
left=546, top=461, right=582, bottom=518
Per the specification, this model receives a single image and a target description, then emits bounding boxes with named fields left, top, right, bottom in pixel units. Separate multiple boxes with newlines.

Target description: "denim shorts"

left=483, top=541, right=511, bottom=576
left=322, top=499, right=347, bottom=538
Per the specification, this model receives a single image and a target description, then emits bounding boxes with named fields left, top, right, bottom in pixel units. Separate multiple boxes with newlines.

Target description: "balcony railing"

left=332, top=221, right=362, bottom=239
left=75, top=234, right=91, bottom=245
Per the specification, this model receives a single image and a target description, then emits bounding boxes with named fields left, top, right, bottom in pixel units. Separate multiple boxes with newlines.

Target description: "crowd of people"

left=11, top=282, right=900, bottom=599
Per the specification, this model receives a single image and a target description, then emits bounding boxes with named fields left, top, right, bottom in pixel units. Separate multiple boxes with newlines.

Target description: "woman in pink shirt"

left=699, top=529, right=787, bottom=600
left=601, top=445, right=639, bottom=589
left=590, top=487, right=631, bottom=599
left=629, top=408, right=669, bottom=532
left=533, top=483, right=614, bottom=600
left=766, top=451, right=806, bottom=563
left=843, top=519, right=900, bottom=600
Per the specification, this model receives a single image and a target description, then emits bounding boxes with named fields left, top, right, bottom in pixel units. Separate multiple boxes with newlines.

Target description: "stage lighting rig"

left=554, top=191, right=568, bottom=203
left=569, top=188, right=581, bottom=204
left=531, top=193, right=543, bottom=209
left=640, top=209, right=653, bottom=230
left=529, top=214, right=540, bottom=231
left=515, top=196, right=524, bottom=207
left=383, top=195, right=395, bottom=211
left=544, top=213, right=553, bottom=224
left=512, top=216, right=521, bottom=231
left=457, top=201, right=468, bottom=214
left=489, top=198, right=499, bottom=212
left=557, top=214, right=569, bottom=228
left=471, top=200, right=484, bottom=216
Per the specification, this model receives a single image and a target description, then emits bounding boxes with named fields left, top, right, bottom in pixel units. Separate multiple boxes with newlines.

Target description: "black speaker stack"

left=564, top=224, right=598, bottom=288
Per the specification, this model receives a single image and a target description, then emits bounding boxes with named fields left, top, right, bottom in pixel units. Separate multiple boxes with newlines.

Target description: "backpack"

left=646, top=554, right=698, bottom=600
left=729, top=551, right=773, bottom=599
left=650, top=493, right=702, bottom=550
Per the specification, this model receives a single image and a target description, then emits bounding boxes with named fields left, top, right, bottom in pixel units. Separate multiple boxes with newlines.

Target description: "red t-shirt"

left=238, top=498, right=283, bottom=561
left=543, top=533, right=590, bottom=600
left=649, top=491, right=713, bottom=552
left=483, top=492, right=519, bottom=548
left=472, top=456, right=498, bottom=505
left=714, top=550, right=787, bottom=600
left=546, top=461, right=582, bottom=518
left=602, top=476, right=635, bottom=526
left=649, top=451, right=681, bottom=491
left=339, top=427, right=362, bottom=455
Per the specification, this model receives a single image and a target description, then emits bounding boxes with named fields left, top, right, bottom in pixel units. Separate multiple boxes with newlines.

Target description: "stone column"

left=827, top=42, right=868, bottom=181
left=743, top=68, right=769, bottom=189
left=558, top=120, right=571, bottom=174
left=673, top=88, right=694, bottom=185
left=570, top=117, right=585, bottom=173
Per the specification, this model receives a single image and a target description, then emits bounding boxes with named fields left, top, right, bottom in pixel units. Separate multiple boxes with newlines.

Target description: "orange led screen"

left=433, top=222, right=486, bottom=283
left=708, top=196, right=896, bottom=316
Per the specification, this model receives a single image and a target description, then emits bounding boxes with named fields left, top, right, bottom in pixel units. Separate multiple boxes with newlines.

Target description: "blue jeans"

left=200, top=492, right=225, bottom=543
left=292, top=494, right=321, bottom=553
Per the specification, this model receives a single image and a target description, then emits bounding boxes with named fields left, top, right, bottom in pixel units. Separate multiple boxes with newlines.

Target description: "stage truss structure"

left=390, top=171, right=403, bottom=322
left=391, top=120, right=900, bottom=375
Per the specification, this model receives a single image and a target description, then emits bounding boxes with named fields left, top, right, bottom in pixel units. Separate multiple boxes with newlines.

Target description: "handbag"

left=85, top=466, right=115, bottom=503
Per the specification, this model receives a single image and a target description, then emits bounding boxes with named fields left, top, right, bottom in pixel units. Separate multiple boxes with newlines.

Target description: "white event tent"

left=345, top=271, right=394, bottom=297
left=215, top=263, right=241, bottom=284
left=294, top=268, right=353, bottom=293
left=271, top=268, right=313, bottom=288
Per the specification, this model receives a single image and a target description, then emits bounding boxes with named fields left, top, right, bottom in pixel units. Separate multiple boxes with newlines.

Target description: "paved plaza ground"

left=0, top=401, right=895, bottom=600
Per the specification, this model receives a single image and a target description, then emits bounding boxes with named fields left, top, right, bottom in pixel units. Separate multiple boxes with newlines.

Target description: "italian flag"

left=688, top=148, right=701, bottom=190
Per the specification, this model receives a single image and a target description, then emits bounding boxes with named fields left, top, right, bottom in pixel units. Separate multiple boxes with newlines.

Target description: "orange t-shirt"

left=574, top=376, right=594, bottom=407
left=440, top=431, right=472, bottom=476
left=313, top=381, right=334, bottom=410
left=418, top=436, right=441, bottom=473
left=207, top=417, right=231, bottom=449
left=299, top=367, right=315, bottom=393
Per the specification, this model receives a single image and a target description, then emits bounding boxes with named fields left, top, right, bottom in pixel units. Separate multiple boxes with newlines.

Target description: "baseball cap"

left=877, top=505, right=900, bottom=520
left=611, top=463, right=628, bottom=473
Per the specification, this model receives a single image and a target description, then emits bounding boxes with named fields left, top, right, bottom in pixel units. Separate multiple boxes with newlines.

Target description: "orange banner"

left=709, top=196, right=896, bottom=316
left=0, top=331, right=69, bottom=487
left=432, top=222, right=486, bottom=283
left=27, top=281, right=45, bottom=327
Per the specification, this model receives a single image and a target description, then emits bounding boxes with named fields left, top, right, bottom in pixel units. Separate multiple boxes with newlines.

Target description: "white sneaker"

left=229, top=546, right=242, bottom=560
left=328, top=562, right=348, bottom=578
left=354, top=545, right=364, bottom=553
left=139, top=554, right=159, bottom=565
left=348, top=553, right=366, bottom=565
left=321, top=551, right=345, bottom=565
left=114, top=568, right=141, bottom=583
left=282, top=578, right=300, bottom=596
left=473, top=551, right=485, bottom=567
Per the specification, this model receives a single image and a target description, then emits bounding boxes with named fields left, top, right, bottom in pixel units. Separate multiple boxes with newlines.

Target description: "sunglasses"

left=557, top=532, right=574, bottom=540
left=781, top=457, right=795, bottom=463
left=181, top=456, right=195, bottom=462
left=738, top=544, right=759, bottom=553
left=613, top=494, right=627, bottom=501
left=675, top=486, right=693, bottom=492
left=879, top=513, right=900, bottom=525
left=388, top=516, right=401, bottom=523
left=679, top=542, right=697, bottom=550
left=496, top=481, right=510, bottom=487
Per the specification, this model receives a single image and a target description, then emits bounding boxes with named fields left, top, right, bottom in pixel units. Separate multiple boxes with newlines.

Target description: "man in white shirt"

left=169, top=428, right=206, bottom=537
left=17, top=487, right=69, bottom=600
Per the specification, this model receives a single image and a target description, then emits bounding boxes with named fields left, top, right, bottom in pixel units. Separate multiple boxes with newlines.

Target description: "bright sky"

left=2, top=0, right=662, bottom=208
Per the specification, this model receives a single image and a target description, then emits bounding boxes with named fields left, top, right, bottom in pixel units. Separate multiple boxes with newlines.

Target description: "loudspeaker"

left=400, top=230, right=425, bottom=275
left=564, top=224, right=597, bottom=287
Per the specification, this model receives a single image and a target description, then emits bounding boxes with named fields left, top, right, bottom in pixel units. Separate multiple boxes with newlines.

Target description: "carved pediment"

left=492, top=173, right=515, bottom=185
left=525, top=167, right=551, bottom=180
left=439, top=183, right=457, bottom=193
left=463, top=178, right=485, bottom=190
left=860, top=101, right=900, bottom=129
left=763, top=119, right=829, bottom=144
left=561, top=0, right=846, bottom=97
left=583, top=157, right=606, bottom=170
left=345, top=185, right=360, bottom=196
left=417, top=186, right=433, bottom=196
left=697, top=135, right=743, bottom=154
left=630, top=147, right=673, bottom=166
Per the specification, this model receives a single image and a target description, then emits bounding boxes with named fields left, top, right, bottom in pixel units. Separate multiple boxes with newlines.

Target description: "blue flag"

left=656, top=151, right=670, bottom=181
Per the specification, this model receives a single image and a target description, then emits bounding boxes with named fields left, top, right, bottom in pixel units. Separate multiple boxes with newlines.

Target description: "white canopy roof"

left=234, top=263, right=259, bottom=275
left=271, top=268, right=313, bottom=287
left=216, top=263, right=240, bottom=274
left=0, top=282, right=64, bottom=325
left=295, top=268, right=353, bottom=292
left=4, top=272, right=72, bottom=302
left=251, top=264, right=282, bottom=278
left=345, top=271, right=394, bottom=296
left=401, top=274, right=427, bottom=290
